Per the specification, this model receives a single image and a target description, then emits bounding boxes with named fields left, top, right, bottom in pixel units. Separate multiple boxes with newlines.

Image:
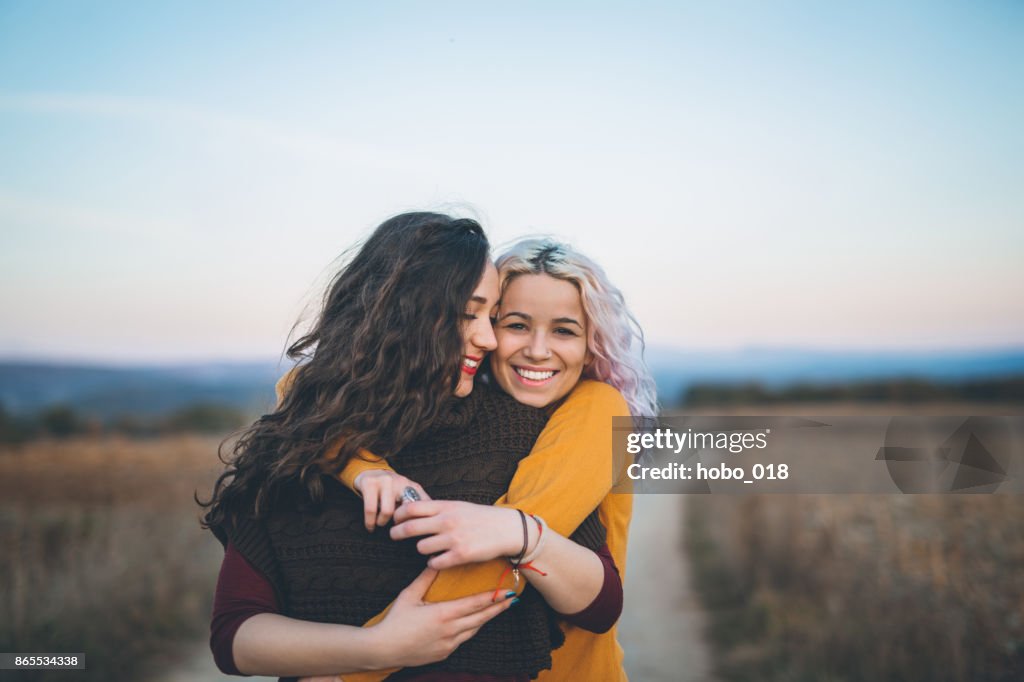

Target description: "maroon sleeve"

left=210, top=541, right=281, bottom=675
left=556, top=543, right=623, bottom=634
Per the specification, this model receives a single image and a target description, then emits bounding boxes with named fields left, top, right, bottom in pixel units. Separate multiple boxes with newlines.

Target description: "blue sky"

left=1, top=1, right=1021, bottom=362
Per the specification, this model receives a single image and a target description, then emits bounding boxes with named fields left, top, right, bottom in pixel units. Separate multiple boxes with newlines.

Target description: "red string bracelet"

left=491, top=513, right=548, bottom=601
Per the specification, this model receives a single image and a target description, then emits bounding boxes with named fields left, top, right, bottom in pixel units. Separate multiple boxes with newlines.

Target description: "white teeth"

left=463, top=358, right=479, bottom=368
left=515, top=367, right=555, bottom=381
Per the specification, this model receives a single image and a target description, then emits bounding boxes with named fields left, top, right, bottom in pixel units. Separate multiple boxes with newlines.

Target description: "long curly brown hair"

left=200, top=212, right=490, bottom=530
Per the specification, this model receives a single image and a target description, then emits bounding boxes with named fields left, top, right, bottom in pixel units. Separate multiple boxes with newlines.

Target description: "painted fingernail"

left=510, top=597, right=520, bottom=605
left=505, top=591, right=516, bottom=599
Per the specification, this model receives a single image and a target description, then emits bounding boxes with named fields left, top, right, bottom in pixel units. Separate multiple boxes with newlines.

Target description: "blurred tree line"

left=0, top=402, right=249, bottom=444
left=681, top=375, right=1024, bottom=407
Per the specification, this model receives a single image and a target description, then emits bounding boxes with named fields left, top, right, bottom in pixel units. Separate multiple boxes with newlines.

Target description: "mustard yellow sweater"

left=274, top=375, right=633, bottom=682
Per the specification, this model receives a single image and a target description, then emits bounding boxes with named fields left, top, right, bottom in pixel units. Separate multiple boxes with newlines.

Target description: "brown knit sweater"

left=214, top=382, right=606, bottom=679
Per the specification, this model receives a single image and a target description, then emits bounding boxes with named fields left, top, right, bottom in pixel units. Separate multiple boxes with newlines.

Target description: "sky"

left=1, top=1, right=1022, bottom=363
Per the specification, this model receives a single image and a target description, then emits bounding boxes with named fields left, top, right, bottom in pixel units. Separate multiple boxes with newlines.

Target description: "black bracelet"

left=511, top=509, right=529, bottom=568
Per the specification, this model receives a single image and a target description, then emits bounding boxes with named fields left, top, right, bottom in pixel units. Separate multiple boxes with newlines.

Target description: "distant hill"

left=682, top=375, right=1024, bottom=407
left=0, top=361, right=283, bottom=419
left=644, top=346, right=1024, bottom=406
left=3, top=347, right=1024, bottom=419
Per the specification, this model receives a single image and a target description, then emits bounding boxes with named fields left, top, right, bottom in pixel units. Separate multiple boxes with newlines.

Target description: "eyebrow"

left=554, top=317, right=584, bottom=328
left=469, top=295, right=490, bottom=304
left=502, top=311, right=583, bottom=328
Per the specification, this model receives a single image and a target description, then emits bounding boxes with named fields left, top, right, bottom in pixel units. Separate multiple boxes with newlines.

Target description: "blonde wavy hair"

left=495, top=238, right=659, bottom=418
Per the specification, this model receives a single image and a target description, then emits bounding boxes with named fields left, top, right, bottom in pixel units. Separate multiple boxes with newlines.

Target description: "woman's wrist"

left=360, top=621, right=401, bottom=670
left=323, top=622, right=394, bottom=673
left=504, top=508, right=540, bottom=560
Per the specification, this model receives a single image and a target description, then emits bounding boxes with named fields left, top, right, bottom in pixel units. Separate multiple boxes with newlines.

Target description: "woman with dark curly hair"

left=200, top=213, right=617, bottom=681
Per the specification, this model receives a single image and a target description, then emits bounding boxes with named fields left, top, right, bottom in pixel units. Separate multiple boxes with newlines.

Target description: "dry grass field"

left=0, top=435, right=228, bottom=681
left=684, top=403, right=1024, bottom=682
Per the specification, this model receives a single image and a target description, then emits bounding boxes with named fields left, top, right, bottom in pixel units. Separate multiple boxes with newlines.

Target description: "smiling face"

left=492, top=273, right=592, bottom=408
left=455, top=261, right=500, bottom=397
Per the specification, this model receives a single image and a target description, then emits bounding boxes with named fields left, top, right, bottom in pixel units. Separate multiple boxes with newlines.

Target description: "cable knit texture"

left=213, top=382, right=606, bottom=679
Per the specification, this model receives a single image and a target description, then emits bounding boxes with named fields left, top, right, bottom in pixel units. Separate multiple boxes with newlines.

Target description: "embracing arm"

left=210, top=542, right=515, bottom=677
left=389, top=500, right=612, bottom=615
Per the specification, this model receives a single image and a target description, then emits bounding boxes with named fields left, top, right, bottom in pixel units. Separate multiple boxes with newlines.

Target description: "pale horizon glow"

left=1, top=1, right=1022, bottom=362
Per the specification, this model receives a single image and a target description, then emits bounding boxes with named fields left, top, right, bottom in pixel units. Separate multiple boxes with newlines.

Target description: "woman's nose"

left=524, top=332, right=551, bottom=360
left=472, top=318, right=497, bottom=352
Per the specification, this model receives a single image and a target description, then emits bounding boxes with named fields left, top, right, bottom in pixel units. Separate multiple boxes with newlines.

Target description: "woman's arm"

left=211, top=542, right=517, bottom=677
left=389, top=499, right=607, bottom=615
left=561, top=542, right=623, bottom=634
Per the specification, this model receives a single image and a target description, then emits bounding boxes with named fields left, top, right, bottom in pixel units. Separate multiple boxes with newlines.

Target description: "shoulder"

left=560, top=380, right=630, bottom=416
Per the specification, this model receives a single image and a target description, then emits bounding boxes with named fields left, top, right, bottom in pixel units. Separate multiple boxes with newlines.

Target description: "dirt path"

left=154, top=494, right=716, bottom=682
left=619, top=494, right=716, bottom=681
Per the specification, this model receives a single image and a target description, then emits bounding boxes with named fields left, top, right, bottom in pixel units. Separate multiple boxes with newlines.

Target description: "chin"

left=509, top=390, right=550, bottom=408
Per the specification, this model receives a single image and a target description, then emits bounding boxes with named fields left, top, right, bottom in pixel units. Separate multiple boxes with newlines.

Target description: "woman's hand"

left=373, top=567, right=516, bottom=666
left=292, top=568, right=515, bottom=681
left=390, top=501, right=528, bottom=570
left=353, top=470, right=431, bottom=532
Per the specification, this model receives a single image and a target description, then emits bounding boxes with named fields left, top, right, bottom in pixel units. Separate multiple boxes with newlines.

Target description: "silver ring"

left=401, top=486, right=421, bottom=503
